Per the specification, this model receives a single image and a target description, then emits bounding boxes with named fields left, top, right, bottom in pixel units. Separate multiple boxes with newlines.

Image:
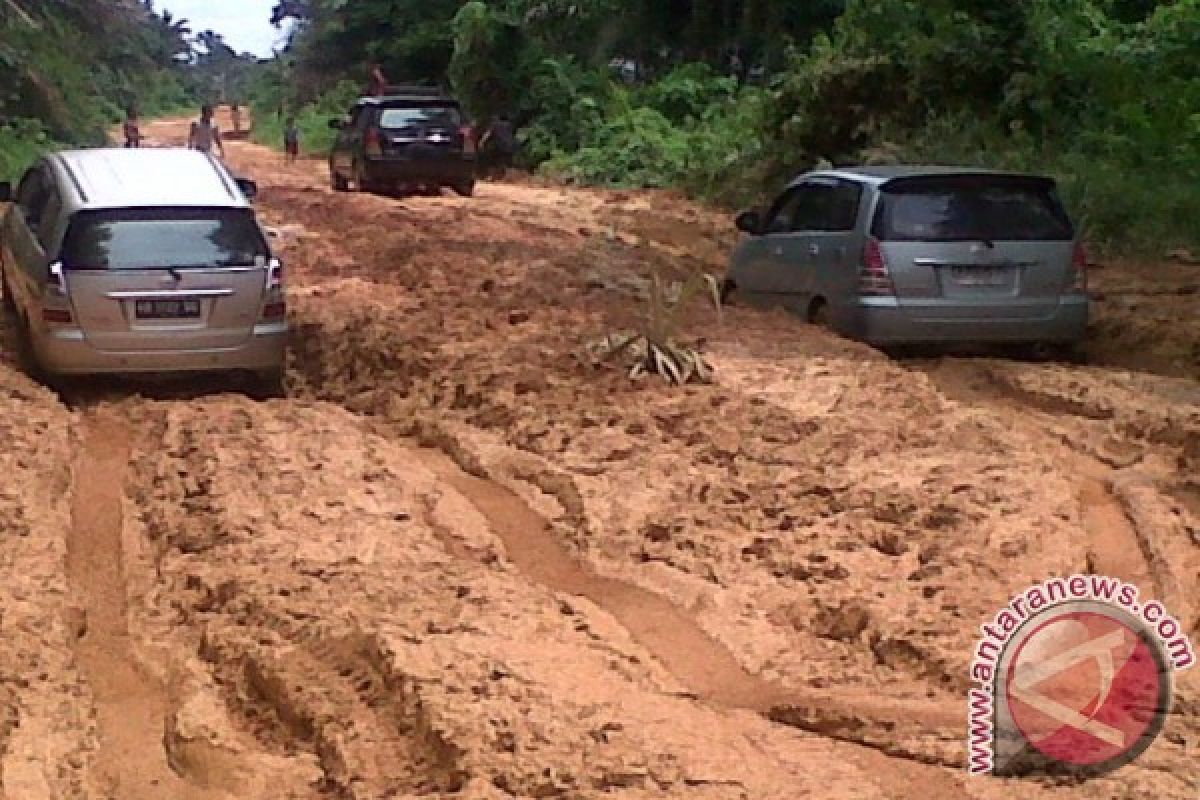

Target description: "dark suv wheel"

left=331, top=166, right=349, bottom=192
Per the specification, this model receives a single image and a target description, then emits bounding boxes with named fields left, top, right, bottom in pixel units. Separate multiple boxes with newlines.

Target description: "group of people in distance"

left=118, top=63, right=514, bottom=171
left=121, top=103, right=230, bottom=159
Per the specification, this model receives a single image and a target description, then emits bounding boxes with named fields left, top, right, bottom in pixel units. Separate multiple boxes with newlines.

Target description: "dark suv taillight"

left=857, top=238, right=895, bottom=296
left=1068, top=241, right=1088, bottom=293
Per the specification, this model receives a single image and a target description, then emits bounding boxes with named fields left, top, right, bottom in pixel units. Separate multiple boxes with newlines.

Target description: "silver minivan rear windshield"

left=872, top=175, right=1074, bottom=242
left=61, top=207, right=269, bottom=270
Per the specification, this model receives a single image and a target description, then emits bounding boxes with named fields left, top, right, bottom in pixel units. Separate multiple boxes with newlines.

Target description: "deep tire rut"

left=66, top=411, right=220, bottom=800
left=415, top=447, right=968, bottom=792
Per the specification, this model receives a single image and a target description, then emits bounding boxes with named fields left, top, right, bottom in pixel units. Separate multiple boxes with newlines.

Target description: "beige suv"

left=0, top=148, right=286, bottom=394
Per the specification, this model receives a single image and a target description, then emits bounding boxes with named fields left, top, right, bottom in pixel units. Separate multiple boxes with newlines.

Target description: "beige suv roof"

left=46, top=148, right=250, bottom=213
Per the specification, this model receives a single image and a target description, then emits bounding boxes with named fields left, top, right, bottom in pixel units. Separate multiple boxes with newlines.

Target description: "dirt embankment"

left=0, top=112, right=1194, bottom=798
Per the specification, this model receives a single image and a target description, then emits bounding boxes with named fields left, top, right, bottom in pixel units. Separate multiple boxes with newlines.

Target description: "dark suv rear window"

left=872, top=175, right=1074, bottom=242
left=378, top=105, right=462, bottom=129
left=61, top=208, right=269, bottom=270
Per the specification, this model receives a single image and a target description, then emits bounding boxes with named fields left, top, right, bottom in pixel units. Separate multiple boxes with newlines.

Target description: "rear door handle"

left=808, top=244, right=820, bottom=256
left=772, top=246, right=784, bottom=257
left=105, top=288, right=235, bottom=299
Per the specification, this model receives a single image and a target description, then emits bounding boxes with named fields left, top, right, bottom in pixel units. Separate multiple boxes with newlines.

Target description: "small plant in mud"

left=587, top=266, right=722, bottom=385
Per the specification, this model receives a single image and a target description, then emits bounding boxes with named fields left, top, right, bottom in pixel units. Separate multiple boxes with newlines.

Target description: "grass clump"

left=588, top=267, right=723, bottom=385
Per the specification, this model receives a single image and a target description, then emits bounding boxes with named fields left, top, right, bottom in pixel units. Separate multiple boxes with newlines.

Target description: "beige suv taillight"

left=261, top=258, right=286, bottom=320
left=41, top=261, right=74, bottom=324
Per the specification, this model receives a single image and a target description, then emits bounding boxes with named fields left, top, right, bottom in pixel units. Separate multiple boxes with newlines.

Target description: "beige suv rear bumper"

left=32, top=321, right=287, bottom=375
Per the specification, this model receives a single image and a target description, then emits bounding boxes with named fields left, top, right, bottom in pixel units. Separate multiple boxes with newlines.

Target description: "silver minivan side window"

left=763, top=188, right=805, bottom=234
left=791, top=180, right=863, bottom=233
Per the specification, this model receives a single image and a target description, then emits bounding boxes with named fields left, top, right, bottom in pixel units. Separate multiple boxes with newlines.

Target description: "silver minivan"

left=0, top=148, right=286, bottom=393
left=724, top=167, right=1088, bottom=349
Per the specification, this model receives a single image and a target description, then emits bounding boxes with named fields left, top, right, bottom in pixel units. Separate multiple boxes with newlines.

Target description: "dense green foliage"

left=260, top=0, right=1199, bottom=252
left=0, top=0, right=279, bottom=182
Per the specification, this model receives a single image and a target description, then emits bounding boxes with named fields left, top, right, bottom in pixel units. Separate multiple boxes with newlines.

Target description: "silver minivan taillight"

left=857, top=237, right=896, bottom=296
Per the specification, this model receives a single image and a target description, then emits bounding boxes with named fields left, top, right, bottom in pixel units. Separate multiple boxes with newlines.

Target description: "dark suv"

left=329, top=88, right=476, bottom=197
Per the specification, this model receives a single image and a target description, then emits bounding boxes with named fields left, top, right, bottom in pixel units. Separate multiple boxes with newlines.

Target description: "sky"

left=156, top=0, right=287, bottom=58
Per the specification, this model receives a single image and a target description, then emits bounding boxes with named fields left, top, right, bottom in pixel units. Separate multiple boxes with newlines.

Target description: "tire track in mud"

left=912, top=358, right=1159, bottom=589
left=67, top=411, right=221, bottom=800
left=1078, top=471, right=1159, bottom=593
left=231, top=632, right=466, bottom=799
left=127, top=401, right=467, bottom=800
left=415, top=448, right=969, bottom=795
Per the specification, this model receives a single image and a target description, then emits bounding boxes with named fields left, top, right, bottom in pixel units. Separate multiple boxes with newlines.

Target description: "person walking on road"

left=480, top=114, right=516, bottom=177
left=284, top=117, right=300, bottom=164
left=122, top=108, right=142, bottom=148
left=188, top=104, right=225, bottom=158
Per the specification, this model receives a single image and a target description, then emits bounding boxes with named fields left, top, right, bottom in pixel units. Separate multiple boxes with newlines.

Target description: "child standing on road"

left=284, top=117, right=300, bottom=163
left=122, top=108, right=141, bottom=148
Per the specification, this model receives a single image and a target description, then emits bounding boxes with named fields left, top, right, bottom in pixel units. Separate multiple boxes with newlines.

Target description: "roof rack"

left=381, top=84, right=445, bottom=97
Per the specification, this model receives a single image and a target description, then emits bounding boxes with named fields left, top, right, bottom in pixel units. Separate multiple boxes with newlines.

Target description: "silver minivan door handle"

left=808, top=243, right=820, bottom=256
left=772, top=246, right=784, bottom=257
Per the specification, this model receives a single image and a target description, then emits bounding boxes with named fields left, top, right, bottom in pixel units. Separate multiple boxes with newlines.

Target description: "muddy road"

left=0, top=113, right=1196, bottom=798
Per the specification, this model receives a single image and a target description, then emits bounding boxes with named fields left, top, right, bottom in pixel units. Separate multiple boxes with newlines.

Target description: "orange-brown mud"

left=0, top=110, right=1194, bottom=798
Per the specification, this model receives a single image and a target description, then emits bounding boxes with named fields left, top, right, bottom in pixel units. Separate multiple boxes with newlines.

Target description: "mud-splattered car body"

left=726, top=166, right=1089, bottom=348
left=328, top=91, right=477, bottom=197
left=0, top=148, right=286, bottom=390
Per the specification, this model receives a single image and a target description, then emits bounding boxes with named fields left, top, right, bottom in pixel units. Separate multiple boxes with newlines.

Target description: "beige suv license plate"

left=135, top=298, right=201, bottom=319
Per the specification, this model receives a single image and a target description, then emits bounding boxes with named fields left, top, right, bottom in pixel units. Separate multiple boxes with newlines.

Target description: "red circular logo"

left=1004, top=609, right=1169, bottom=770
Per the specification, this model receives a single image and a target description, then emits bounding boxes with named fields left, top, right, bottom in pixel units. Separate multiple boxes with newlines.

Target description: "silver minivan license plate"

left=950, top=266, right=1009, bottom=287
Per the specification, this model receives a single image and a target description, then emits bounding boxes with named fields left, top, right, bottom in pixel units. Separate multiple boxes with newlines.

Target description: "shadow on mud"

left=52, top=372, right=277, bottom=409
left=883, top=341, right=1087, bottom=366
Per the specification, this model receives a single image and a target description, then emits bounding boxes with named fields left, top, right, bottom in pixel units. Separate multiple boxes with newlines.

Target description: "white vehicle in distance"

left=0, top=148, right=286, bottom=396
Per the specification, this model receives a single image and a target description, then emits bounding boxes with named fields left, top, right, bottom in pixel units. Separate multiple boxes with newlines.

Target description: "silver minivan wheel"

left=718, top=278, right=736, bottom=304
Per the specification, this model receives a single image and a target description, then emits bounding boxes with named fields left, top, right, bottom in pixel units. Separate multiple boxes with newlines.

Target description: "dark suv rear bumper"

left=362, top=155, right=475, bottom=186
